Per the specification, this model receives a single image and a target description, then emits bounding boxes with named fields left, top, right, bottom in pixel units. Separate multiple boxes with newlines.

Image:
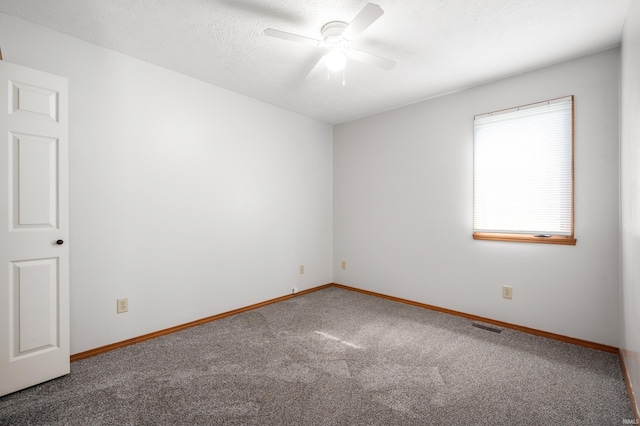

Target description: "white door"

left=0, top=61, right=69, bottom=396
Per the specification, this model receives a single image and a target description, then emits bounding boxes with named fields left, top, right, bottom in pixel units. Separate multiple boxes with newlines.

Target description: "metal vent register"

left=472, top=323, right=503, bottom=334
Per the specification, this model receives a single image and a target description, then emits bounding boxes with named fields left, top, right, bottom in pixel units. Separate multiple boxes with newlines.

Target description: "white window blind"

left=473, top=96, right=573, bottom=236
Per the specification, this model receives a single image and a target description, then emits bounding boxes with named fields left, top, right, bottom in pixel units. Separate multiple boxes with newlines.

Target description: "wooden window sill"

left=473, top=232, right=577, bottom=245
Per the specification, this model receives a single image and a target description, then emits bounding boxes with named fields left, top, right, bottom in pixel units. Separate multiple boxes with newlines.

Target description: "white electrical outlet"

left=299, top=265, right=304, bottom=274
left=292, top=286, right=299, bottom=295
left=502, top=286, right=513, bottom=300
left=341, top=260, right=347, bottom=270
left=117, top=298, right=128, bottom=313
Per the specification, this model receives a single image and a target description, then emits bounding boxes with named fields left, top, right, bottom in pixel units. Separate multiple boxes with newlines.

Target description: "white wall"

left=0, top=10, right=626, bottom=356
left=0, top=13, right=333, bottom=354
left=621, top=1, right=640, bottom=414
left=334, top=49, right=621, bottom=346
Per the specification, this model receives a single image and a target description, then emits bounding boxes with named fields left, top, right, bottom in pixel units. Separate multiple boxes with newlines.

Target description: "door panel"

left=12, top=133, right=59, bottom=228
left=0, top=61, right=69, bottom=397
left=12, top=259, right=59, bottom=355
left=9, top=80, right=59, bottom=121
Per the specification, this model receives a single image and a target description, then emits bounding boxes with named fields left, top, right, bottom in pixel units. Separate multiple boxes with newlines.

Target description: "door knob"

left=56, top=240, right=64, bottom=245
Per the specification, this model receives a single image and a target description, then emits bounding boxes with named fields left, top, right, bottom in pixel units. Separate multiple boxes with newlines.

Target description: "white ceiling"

left=0, top=0, right=630, bottom=124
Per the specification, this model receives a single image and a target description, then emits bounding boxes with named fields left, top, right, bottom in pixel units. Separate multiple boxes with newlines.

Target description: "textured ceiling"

left=0, top=0, right=630, bottom=124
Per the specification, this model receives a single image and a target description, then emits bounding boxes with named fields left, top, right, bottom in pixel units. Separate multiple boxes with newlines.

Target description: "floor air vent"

left=472, top=323, right=503, bottom=333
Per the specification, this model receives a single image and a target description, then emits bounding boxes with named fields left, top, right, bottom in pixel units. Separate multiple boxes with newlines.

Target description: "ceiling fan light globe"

left=325, top=50, right=347, bottom=72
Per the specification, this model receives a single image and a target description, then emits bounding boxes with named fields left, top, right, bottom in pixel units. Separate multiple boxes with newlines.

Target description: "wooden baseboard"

left=70, top=283, right=332, bottom=362
left=72, top=281, right=635, bottom=416
left=620, top=348, right=640, bottom=422
left=72, top=281, right=617, bottom=361
left=330, top=283, right=618, bottom=354
left=344, top=281, right=638, bottom=417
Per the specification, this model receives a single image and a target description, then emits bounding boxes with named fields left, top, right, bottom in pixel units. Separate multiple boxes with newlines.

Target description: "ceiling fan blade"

left=349, top=49, right=396, bottom=70
left=342, top=3, right=384, bottom=40
left=304, top=54, right=328, bottom=79
left=264, top=28, right=321, bottom=46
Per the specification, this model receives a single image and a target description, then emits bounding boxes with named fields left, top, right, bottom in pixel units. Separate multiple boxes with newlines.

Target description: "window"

left=473, top=96, right=576, bottom=245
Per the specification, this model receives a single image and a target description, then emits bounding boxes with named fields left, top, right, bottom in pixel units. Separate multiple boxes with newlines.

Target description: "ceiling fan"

left=264, top=3, right=395, bottom=79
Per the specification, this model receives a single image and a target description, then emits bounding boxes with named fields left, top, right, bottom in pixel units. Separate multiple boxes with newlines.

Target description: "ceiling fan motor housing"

left=321, top=21, right=349, bottom=46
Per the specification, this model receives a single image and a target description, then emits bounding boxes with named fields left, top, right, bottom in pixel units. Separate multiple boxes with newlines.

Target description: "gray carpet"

left=0, top=287, right=634, bottom=425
